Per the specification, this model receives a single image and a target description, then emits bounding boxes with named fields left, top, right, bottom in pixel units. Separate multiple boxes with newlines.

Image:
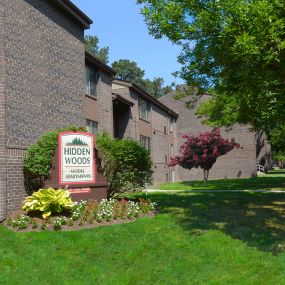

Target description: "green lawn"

left=154, top=170, right=285, bottom=191
left=2, top=191, right=285, bottom=284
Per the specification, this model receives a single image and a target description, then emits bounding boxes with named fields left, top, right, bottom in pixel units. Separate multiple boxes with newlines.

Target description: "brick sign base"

left=68, top=187, right=107, bottom=202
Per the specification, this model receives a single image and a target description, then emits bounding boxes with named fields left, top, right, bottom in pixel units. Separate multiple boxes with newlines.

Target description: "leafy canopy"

left=112, top=59, right=145, bottom=85
left=85, top=35, right=172, bottom=97
left=137, top=0, right=285, bottom=129
left=269, top=125, right=285, bottom=165
left=112, top=59, right=173, bottom=97
left=140, top=77, right=174, bottom=98
left=270, top=125, right=285, bottom=153
left=85, top=35, right=110, bottom=64
left=169, top=129, right=240, bottom=182
left=24, top=126, right=86, bottom=177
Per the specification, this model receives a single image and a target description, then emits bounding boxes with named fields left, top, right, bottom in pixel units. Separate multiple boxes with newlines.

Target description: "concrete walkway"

left=147, top=189, right=285, bottom=193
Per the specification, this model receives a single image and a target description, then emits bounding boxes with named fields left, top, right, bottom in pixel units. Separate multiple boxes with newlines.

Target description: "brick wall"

left=0, top=0, right=7, bottom=221
left=3, top=0, right=86, bottom=215
left=6, top=149, right=26, bottom=212
left=97, top=71, right=113, bottom=134
left=151, top=105, right=176, bottom=183
left=5, top=0, right=86, bottom=148
left=159, top=93, right=257, bottom=181
left=112, top=87, right=139, bottom=139
left=23, top=0, right=84, bottom=41
left=112, top=83, right=177, bottom=183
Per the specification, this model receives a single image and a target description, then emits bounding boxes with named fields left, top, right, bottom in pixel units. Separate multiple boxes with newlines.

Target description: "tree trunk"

left=278, top=161, right=284, bottom=169
left=203, top=169, right=209, bottom=185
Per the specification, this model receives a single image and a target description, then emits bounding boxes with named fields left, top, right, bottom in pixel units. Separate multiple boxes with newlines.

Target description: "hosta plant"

left=6, top=198, right=157, bottom=232
left=23, top=188, right=74, bottom=219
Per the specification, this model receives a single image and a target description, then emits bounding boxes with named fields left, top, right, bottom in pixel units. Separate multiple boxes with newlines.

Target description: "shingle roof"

left=113, top=79, right=179, bottom=118
left=85, top=52, right=116, bottom=76
left=53, top=0, right=93, bottom=29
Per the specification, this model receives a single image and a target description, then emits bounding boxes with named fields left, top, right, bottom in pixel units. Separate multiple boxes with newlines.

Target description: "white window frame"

left=139, top=99, right=150, bottom=121
left=170, top=144, right=174, bottom=156
left=170, top=117, right=174, bottom=132
left=164, top=126, right=167, bottom=135
left=166, top=173, right=169, bottom=182
left=171, top=170, right=176, bottom=183
left=140, top=135, right=151, bottom=153
left=85, top=65, right=99, bottom=97
left=86, top=119, right=98, bottom=135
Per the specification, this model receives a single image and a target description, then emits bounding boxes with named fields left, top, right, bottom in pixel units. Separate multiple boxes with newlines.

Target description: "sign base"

left=68, top=186, right=107, bottom=202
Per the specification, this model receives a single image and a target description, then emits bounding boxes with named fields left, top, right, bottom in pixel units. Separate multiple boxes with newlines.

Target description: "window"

left=170, top=144, right=174, bottom=156
left=170, top=117, right=174, bottom=132
left=171, top=170, right=176, bottom=182
left=164, top=126, right=167, bottom=135
left=86, top=119, right=98, bottom=135
left=140, top=135, right=151, bottom=153
left=165, top=155, right=168, bottom=164
left=85, top=65, right=99, bottom=97
left=166, top=173, right=169, bottom=182
left=139, top=99, right=150, bottom=121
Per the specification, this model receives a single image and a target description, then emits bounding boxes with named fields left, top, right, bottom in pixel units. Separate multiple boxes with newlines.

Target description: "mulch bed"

left=3, top=210, right=156, bottom=232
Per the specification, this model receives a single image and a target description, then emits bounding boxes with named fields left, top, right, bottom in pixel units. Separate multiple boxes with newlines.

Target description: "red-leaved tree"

left=169, top=129, right=241, bottom=183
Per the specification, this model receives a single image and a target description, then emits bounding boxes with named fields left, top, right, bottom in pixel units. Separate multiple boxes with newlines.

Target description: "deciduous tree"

left=85, top=35, right=109, bottom=64
left=141, top=77, right=173, bottom=98
left=112, top=59, right=173, bottom=97
left=112, top=59, right=145, bottom=85
left=137, top=0, right=285, bottom=130
left=169, top=129, right=240, bottom=183
left=270, top=125, right=285, bottom=168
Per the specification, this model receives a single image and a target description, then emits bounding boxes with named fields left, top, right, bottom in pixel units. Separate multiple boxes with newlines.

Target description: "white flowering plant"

left=6, top=198, right=157, bottom=232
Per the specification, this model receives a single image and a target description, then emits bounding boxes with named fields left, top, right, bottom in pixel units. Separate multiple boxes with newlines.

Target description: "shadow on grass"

left=149, top=192, right=285, bottom=255
left=176, top=175, right=285, bottom=190
left=270, top=170, right=285, bottom=175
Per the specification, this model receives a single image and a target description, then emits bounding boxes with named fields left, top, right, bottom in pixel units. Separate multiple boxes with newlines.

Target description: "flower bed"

left=4, top=198, right=157, bottom=232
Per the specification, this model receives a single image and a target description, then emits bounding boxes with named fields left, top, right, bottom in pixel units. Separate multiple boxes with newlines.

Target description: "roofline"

left=53, top=0, right=93, bottom=29
left=112, top=93, right=135, bottom=107
left=112, top=79, right=179, bottom=118
left=85, top=51, right=116, bottom=76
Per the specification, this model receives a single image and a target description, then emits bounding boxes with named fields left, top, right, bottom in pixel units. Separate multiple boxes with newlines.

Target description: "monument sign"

left=58, top=132, right=96, bottom=185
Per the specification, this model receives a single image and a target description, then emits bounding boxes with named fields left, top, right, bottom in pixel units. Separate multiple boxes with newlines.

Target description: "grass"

left=2, top=190, right=285, bottom=284
left=154, top=170, right=285, bottom=191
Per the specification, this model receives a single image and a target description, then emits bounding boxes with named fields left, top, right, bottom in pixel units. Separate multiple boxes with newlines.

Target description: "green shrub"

left=273, top=151, right=285, bottom=168
left=96, top=132, right=153, bottom=197
left=24, top=126, right=86, bottom=177
left=23, top=188, right=74, bottom=219
left=24, top=127, right=152, bottom=198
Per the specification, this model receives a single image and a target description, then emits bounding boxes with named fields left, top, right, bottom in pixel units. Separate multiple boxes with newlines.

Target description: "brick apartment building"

left=0, top=0, right=93, bottom=220
left=84, top=57, right=178, bottom=184
left=0, top=0, right=257, bottom=221
left=112, top=80, right=178, bottom=183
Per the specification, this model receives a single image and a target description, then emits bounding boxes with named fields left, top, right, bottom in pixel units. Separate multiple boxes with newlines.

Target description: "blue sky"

left=72, top=0, right=184, bottom=86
